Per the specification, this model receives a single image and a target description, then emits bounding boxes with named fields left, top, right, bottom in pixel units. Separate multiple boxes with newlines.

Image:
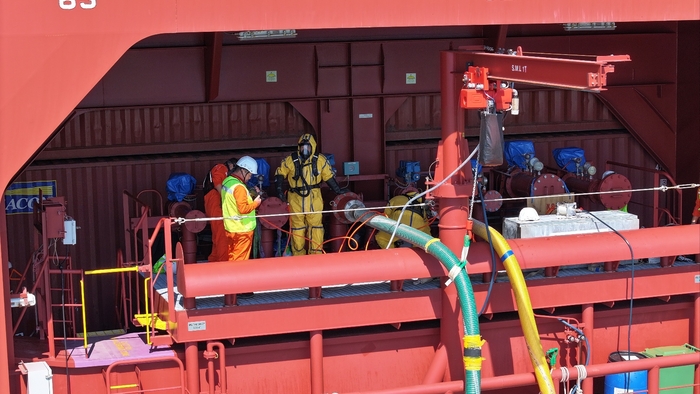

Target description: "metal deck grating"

left=469, top=258, right=697, bottom=284
left=152, top=258, right=697, bottom=309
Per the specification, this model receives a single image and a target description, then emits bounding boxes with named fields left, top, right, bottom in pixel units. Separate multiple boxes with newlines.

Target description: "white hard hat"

left=236, top=156, right=258, bottom=175
left=518, top=207, right=540, bottom=222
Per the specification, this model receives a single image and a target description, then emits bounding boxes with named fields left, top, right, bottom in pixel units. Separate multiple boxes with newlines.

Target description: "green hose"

left=357, top=214, right=482, bottom=394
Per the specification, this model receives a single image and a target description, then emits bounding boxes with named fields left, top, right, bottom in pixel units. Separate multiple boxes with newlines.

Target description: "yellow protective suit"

left=275, top=134, right=336, bottom=255
left=375, top=194, right=432, bottom=249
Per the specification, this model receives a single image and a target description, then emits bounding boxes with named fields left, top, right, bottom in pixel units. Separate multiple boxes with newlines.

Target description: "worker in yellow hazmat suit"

left=275, top=133, right=347, bottom=255
left=375, top=192, right=432, bottom=249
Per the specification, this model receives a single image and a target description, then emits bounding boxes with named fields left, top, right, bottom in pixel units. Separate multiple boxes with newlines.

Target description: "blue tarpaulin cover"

left=505, top=141, right=536, bottom=170
left=247, top=158, right=271, bottom=188
left=166, top=173, right=197, bottom=202
left=553, top=147, right=586, bottom=172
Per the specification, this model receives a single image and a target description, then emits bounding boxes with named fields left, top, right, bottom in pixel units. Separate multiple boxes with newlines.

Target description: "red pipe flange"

left=482, top=190, right=503, bottom=212
left=330, top=192, right=365, bottom=224
left=258, top=197, right=289, bottom=229
left=184, top=210, right=206, bottom=234
left=598, top=173, right=632, bottom=210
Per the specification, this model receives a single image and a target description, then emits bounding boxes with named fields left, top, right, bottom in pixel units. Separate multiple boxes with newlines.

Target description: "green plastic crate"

left=642, top=344, right=698, bottom=394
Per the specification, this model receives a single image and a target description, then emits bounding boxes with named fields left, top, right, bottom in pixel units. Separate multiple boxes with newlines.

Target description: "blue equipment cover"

left=166, top=173, right=197, bottom=202
left=324, top=153, right=338, bottom=175
left=247, top=158, right=271, bottom=188
left=553, top=147, right=586, bottom=172
left=505, top=141, right=536, bottom=170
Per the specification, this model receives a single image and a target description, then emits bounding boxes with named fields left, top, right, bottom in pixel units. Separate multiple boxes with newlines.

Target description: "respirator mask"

left=299, top=143, right=312, bottom=160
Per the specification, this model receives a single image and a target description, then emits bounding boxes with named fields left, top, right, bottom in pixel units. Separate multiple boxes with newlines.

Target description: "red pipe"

left=178, top=248, right=443, bottom=297
left=175, top=225, right=700, bottom=298
left=345, top=352, right=700, bottom=394
left=436, top=50, right=470, bottom=255
left=649, top=365, right=660, bottom=394
left=581, top=304, right=593, bottom=394
left=506, top=225, right=700, bottom=271
left=205, top=341, right=227, bottom=394
left=105, top=356, right=186, bottom=394
left=329, top=213, right=347, bottom=253
left=694, top=292, right=700, bottom=394
left=422, top=344, right=448, bottom=384
left=260, top=227, right=275, bottom=258
left=507, top=172, right=566, bottom=198
left=441, top=283, right=462, bottom=383
left=480, top=352, right=700, bottom=391
left=170, top=202, right=197, bottom=263
left=181, top=226, right=197, bottom=264
left=345, top=380, right=463, bottom=394
left=563, top=174, right=634, bottom=210
left=185, top=342, right=200, bottom=394
left=310, top=330, right=324, bottom=394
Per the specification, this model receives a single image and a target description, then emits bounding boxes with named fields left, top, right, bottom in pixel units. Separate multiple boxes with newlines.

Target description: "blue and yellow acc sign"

left=5, top=181, right=57, bottom=215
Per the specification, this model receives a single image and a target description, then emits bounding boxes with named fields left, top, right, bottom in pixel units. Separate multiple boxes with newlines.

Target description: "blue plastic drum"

left=604, top=351, right=648, bottom=394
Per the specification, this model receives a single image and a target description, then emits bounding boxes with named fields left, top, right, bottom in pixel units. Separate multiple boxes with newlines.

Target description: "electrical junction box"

left=62, top=219, right=76, bottom=245
left=23, top=361, right=53, bottom=394
left=43, top=203, right=66, bottom=239
left=343, top=161, right=360, bottom=176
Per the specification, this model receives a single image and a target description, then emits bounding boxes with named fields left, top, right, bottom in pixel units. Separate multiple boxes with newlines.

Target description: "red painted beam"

left=599, top=87, right=678, bottom=175
left=457, top=49, right=629, bottom=91
left=171, top=290, right=442, bottom=342
left=163, top=266, right=699, bottom=342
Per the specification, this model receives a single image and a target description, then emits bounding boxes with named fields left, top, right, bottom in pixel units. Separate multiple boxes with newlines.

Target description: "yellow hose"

left=472, top=220, right=556, bottom=394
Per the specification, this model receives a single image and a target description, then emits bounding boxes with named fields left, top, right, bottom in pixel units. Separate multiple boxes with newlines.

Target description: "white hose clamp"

left=445, top=262, right=466, bottom=286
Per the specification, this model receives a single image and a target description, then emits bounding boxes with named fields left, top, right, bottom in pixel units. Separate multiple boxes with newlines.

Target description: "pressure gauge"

left=583, top=162, right=597, bottom=176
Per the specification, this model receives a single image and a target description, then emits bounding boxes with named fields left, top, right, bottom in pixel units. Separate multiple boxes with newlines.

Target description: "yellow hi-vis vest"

left=221, top=176, right=256, bottom=233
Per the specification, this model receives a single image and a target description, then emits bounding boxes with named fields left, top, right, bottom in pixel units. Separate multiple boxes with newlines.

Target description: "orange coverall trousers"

left=225, top=231, right=254, bottom=261
left=204, top=189, right=229, bottom=262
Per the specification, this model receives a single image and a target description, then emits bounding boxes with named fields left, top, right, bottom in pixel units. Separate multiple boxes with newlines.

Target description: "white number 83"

left=59, top=0, right=96, bottom=9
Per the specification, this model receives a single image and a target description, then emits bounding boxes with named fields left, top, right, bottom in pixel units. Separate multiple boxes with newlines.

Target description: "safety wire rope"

left=463, top=182, right=699, bottom=205
left=173, top=182, right=699, bottom=226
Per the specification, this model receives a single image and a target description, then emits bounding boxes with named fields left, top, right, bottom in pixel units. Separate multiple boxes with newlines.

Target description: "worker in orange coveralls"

left=222, top=156, right=262, bottom=261
left=691, top=187, right=700, bottom=224
left=204, top=159, right=237, bottom=261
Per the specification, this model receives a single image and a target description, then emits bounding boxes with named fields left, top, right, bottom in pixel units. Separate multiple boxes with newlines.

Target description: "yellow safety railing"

left=144, top=277, right=151, bottom=345
left=84, top=266, right=139, bottom=275
left=110, top=383, right=139, bottom=390
left=80, top=265, right=141, bottom=351
left=80, top=279, right=87, bottom=350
